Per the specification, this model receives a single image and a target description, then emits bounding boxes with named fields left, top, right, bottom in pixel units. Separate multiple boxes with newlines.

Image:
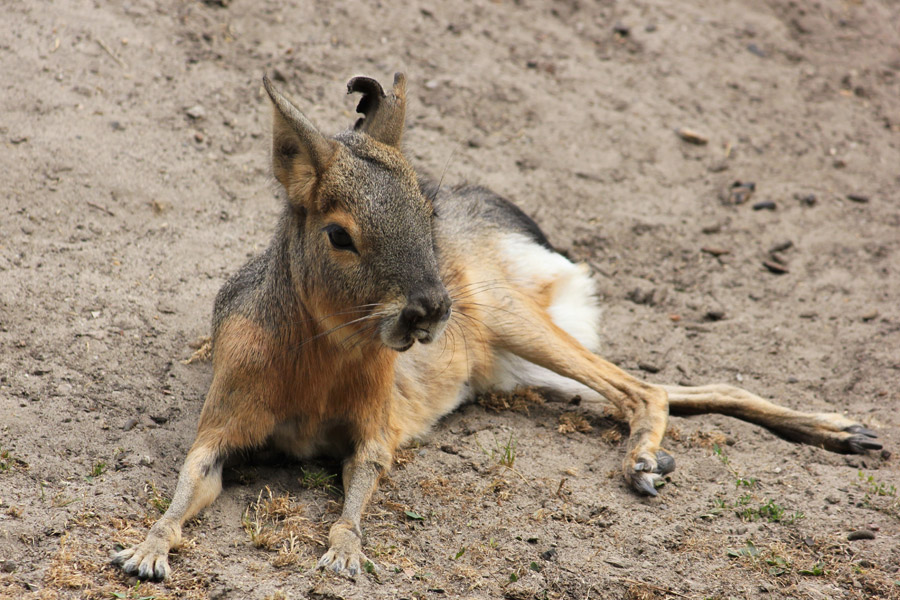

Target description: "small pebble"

left=799, top=193, right=817, bottom=206
left=763, top=260, right=789, bottom=274
left=542, top=549, right=558, bottom=561
left=613, top=23, right=630, bottom=36
left=881, top=449, right=891, bottom=460
left=185, top=105, right=206, bottom=120
left=701, top=246, right=730, bottom=257
left=123, top=417, right=139, bottom=431
left=676, top=127, right=708, bottom=145
left=753, top=200, right=776, bottom=210
left=747, top=43, right=766, bottom=57
left=861, top=310, right=879, bottom=322
left=769, top=240, right=793, bottom=253
left=847, top=529, right=875, bottom=541
left=440, top=445, right=459, bottom=455
left=638, top=362, right=660, bottom=374
left=847, top=194, right=869, bottom=203
left=705, top=310, right=725, bottom=321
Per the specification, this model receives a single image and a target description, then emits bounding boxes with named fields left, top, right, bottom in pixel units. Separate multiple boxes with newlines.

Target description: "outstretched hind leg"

left=663, top=384, right=881, bottom=453
left=490, top=295, right=672, bottom=496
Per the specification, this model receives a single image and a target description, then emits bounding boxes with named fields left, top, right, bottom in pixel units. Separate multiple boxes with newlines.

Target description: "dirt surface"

left=2, top=0, right=900, bottom=598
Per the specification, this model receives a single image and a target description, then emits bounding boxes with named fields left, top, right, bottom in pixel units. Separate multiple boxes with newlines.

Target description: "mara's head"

left=263, top=74, right=451, bottom=352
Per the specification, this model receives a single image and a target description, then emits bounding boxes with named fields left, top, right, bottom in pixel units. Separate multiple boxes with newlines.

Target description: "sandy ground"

left=2, top=0, right=900, bottom=598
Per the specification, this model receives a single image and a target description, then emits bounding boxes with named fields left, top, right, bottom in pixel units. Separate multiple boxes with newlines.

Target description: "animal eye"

left=325, top=225, right=356, bottom=252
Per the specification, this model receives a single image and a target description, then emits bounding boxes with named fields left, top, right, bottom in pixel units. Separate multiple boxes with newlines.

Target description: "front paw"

left=317, top=525, right=372, bottom=577
left=111, top=538, right=172, bottom=581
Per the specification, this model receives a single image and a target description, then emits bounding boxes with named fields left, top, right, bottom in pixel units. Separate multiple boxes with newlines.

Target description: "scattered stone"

left=613, top=23, right=630, bottom=37
left=638, top=362, right=660, bottom=374
left=768, top=252, right=787, bottom=265
left=707, top=160, right=729, bottom=173
left=701, top=223, right=722, bottom=234
left=185, top=105, right=206, bottom=120
left=110, top=121, right=125, bottom=131
left=156, top=301, right=177, bottom=315
left=123, top=417, right=139, bottom=431
left=847, top=193, right=870, bottom=203
left=270, top=68, right=287, bottom=82
left=0, top=560, right=16, bottom=573
left=752, top=200, right=776, bottom=211
left=701, top=246, right=730, bottom=257
left=786, top=376, right=798, bottom=384
left=763, top=260, right=789, bottom=274
left=705, top=310, right=725, bottom=321
left=56, top=382, right=73, bottom=396
left=881, top=449, right=892, bottom=460
left=10, top=136, right=28, bottom=144
left=747, top=43, right=766, bottom=57
left=847, top=529, right=875, bottom=541
left=675, top=127, right=708, bottom=145
left=769, top=240, right=793, bottom=253
left=194, top=131, right=205, bottom=143
left=149, top=414, right=168, bottom=425
left=721, top=181, right=755, bottom=205
left=824, top=494, right=841, bottom=505
left=541, top=549, right=558, bottom=561
left=645, top=23, right=657, bottom=33
left=861, top=310, right=879, bottom=322
left=440, top=444, right=458, bottom=455
left=799, top=193, right=817, bottom=206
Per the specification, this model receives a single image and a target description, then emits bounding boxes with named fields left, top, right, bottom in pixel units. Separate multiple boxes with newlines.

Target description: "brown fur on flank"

left=113, top=73, right=882, bottom=581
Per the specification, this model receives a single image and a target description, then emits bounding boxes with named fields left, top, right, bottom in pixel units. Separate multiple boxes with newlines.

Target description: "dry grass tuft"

left=243, top=486, right=323, bottom=568
left=477, top=387, right=544, bottom=415
left=557, top=412, right=593, bottom=434
left=687, top=430, right=728, bottom=449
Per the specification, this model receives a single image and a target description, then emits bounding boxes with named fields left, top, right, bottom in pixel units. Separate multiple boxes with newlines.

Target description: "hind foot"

left=627, top=449, right=676, bottom=496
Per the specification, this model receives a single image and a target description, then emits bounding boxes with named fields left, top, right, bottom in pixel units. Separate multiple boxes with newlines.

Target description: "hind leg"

left=664, top=384, right=881, bottom=453
left=490, top=294, right=671, bottom=495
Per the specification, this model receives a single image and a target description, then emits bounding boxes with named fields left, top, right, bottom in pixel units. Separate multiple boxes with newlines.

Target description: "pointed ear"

left=347, top=72, right=407, bottom=148
left=263, top=75, right=337, bottom=205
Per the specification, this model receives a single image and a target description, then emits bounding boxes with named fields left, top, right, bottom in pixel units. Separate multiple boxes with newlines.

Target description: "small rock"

left=194, top=131, right=205, bottom=143
left=138, top=455, right=154, bottom=467
left=847, top=529, right=875, bottom=541
left=270, top=68, right=287, bottom=82
left=613, top=23, right=630, bottom=36
left=752, top=200, right=776, bottom=211
left=847, top=194, right=869, bottom=203
left=149, top=414, right=168, bottom=425
left=769, top=240, right=793, bottom=253
left=701, top=223, right=722, bottom=234
left=185, top=105, right=206, bottom=120
left=747, top=43, right=766, bottom=57
left=440, top=445, right=459, bottom=455
left=541, top=549, right=558, bottom=561
left=707, top=160, right=729, bottom=173
left=0, top=560, right=16, bottom=573
left=701, top=246, right=730, bottom=257
left=110, top=121, right=125, bottom=131
left=861, top=310, right=879, bottom=322
left=799, top=193, right=817, bottom=206
left=881, top=449, right=891, bottom=460
left=638, top=362, right=660, bottom=374
left=56, top=382, right=73, bottom=396
left=156, top=301, right=177, bottom=315
left=645, top=23, right=657, bottom=32
left=824, top=494, right=841, bottom=505
left=786, top=376, right=798, bottom=384
left=762, top=260, right=789, bottom=274
left=721, top=181, right=755, bottom=205
left=123, top=417, right=139, bottom=431
left=705, top=310, right=725, bottom=321
left=675, top=127, right=708, bottom=145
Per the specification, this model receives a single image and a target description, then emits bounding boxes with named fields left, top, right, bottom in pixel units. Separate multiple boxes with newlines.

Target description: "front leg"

left=317, top=439, right=392, bottom=577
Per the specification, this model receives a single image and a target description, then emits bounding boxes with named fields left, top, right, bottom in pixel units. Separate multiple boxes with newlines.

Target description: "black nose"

left=400, top=288, right=451, bottom=335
